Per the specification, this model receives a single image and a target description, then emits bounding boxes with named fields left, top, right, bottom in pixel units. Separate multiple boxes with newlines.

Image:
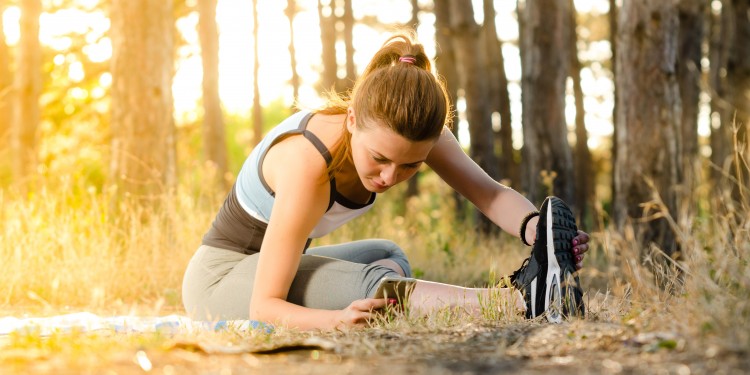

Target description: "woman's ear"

left=346, top=107, right=356, bottom=133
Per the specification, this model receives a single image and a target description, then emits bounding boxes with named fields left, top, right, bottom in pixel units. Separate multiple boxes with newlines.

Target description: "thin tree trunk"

left=434, top=0, right=465, bottom=218
left=12, top=0, right=42, bottom=184
left=198, top=0, right=229, bottom=187
left=609, top=0, right=618, bottom=215
left=110, top=0, right=175, bottom=201
left=677, top=0, right=706, bottom=169
left=449, top=0, right=498, bottom=233
left=569, top=0, right=594, bottom=227
left=483, top=0, right=517, bottom=187
left=709, top=0, right=733, bottom=182
left=519, top=0, right=575, bottom=207
left=449, top=1, right=497, bottom=178
left=252, top=0, right=263, bottom=146
left=286, top=0, right=300, bottom=105
left=727, top=0, right=750, bottom=203
left=341, top=0, right=355, bottom=91
left=318, top=0, right=337, bottom=93
left=0, top=0, right=11, bottom=155
left=408, top=0, right=419, bottom=28
left=614, top=0, right=682, bottom=258
left=405, top=0, right=420, bottom=199
left=709, top=0, right=749, bottom=205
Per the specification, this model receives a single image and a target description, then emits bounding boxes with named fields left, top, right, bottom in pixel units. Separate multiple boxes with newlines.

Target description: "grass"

left=1, top=141, right=749, bottom=373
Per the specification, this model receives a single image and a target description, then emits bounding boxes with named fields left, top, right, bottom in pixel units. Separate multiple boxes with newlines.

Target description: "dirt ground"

left=2, top=319, right=748, bottom=375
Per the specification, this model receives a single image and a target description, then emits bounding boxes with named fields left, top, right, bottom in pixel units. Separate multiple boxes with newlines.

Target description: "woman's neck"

left=332, top=151, right=372, bottom=205
left=308, top=113, right=372, bottom=204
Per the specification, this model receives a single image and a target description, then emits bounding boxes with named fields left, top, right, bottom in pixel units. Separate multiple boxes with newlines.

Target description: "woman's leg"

left=182, top=244, right=405, bottom=320
left=408, top=280, right=526, bottom=316
left=307, top=240, right=523, bottom=316
left=306, top=239, right=411, bottom=277
left=182, top=245, right=251, bottom=320
left=183, top=244, right=522, bottom=321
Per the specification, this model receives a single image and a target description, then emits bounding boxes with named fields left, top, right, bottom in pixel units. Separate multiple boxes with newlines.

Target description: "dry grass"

left=1, top=142, right=749, bottom=373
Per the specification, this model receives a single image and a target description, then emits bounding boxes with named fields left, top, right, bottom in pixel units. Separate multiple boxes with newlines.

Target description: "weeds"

left=1, top=133, right=750, bottom=369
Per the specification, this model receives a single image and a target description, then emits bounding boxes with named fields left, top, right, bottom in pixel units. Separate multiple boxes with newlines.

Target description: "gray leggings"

left=182, top=239, right=412, bottom=321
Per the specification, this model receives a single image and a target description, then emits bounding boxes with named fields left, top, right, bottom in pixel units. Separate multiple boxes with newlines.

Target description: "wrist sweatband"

left=519, top=211, right=540, bottom=246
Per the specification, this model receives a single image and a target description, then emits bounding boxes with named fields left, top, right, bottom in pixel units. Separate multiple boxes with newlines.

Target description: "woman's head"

left=349, top=33, right=450, bottom=142
left=319, top=32, right=451, bottom=179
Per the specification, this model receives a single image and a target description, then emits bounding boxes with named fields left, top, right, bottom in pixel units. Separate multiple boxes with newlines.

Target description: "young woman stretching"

left=182, top=33, right=590, bottom=330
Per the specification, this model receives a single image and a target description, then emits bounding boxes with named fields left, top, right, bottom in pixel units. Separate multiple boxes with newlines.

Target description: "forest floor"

left=1, top=300, right=748, bottom=375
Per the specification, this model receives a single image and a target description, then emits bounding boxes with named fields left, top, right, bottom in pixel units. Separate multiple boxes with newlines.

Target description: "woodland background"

left=0, top=0, right=748, bottom=319
left=1, top=0, right=749, bottom=373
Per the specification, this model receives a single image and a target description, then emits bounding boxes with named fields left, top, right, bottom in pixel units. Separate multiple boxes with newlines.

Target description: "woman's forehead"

left=358, top=125, right=435, bottom=161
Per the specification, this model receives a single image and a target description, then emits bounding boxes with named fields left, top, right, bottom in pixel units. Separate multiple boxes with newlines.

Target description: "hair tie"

left=399, top=55, right=417, bottom=64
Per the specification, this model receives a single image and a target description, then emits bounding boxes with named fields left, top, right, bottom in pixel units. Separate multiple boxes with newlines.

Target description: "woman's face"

left=347, top=108, right=436, bottom=193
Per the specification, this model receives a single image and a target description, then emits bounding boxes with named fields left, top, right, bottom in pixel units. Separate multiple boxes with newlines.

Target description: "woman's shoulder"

left=306, top=112, right=347, bottom=149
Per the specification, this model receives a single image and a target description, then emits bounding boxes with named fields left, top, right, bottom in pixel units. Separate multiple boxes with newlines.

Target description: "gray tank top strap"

left=256, top=112, right=336, bottom=211
left=301, top=129, right=332, bottom=165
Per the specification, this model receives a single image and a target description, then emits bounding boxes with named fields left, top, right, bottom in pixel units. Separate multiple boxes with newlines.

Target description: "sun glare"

left=1, top=0, right=616, bottom=147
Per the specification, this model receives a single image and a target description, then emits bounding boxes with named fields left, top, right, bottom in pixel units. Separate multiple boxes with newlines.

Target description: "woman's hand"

left=335, top=298, right=389, bottom=328
left=572, top=230, right=590, bottom=270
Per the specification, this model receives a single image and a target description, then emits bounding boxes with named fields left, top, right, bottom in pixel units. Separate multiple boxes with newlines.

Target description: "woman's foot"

left=511, top=196, right=585, bottom=322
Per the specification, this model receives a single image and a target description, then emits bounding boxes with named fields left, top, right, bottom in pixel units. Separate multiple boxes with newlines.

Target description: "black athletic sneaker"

left=510, top=196, right=585, bottom=323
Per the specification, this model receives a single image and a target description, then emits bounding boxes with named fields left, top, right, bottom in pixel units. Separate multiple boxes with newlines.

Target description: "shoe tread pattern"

left=549, top=197, right=585, bottom=318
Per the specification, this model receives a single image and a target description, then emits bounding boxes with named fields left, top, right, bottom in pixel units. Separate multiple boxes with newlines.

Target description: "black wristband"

left=519, top=211, right=540, bottom=246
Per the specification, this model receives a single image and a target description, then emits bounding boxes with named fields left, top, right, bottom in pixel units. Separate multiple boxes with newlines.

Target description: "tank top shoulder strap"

left=297, top=113, right=336, bottom=211
left=258, top=112, right=336, bottom=210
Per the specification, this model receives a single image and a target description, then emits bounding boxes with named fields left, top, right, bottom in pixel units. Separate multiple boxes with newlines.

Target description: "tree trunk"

left=609, top=0, right=618, bottom=214
left=569, top=0, right=594, bottom=228
left=110, top=0, right=175, bottom=201
left=709, top=0, right=733, bottom=182
left=318, top=0, right=337, bottom=93
left=677, top=0, right=706, bottom=169
left=286, top=0, right=300, bottom=105
left=11, top=0, right=42, bottom=184
left=252, top=0, right=263, bottom=146
left=433, top=0, right=465, bottom=218
left=409, top=0, right=419, bottom=28
left=449, top=0, right=498, bottom=233
left=726, top=0, right=750, bottom=202
left=0, top=0, right=11, bottom=155
left=341, top=0, right=355, bottom=91
left=614, top=0, right=682, bottom=257
left=198, top=0, right=229, bottom=187
left=519, top=0, right=575, bottom=207
left=405, top=0, right=420, bottom=199
left=483, top=0, right=517, bottom=187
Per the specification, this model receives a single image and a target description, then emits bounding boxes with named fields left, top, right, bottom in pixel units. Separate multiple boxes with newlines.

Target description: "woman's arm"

left=426, top=129, right=590, bottom=267
left=425, top=128, right=540, bottom=240
left=249, top=135, right=386, bottom=330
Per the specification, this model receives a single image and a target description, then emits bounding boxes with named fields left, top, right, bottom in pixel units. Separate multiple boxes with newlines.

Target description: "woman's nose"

left=380, top=165, right=398, bottom=185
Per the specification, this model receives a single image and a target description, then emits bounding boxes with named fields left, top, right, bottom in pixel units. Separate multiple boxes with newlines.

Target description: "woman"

left=182, top=33, right=590, bottom=330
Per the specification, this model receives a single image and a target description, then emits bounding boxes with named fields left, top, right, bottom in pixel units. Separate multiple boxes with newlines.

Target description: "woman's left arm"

left=425, top=128, right=589, bottom=268
left=426, top=128, right=536, bottom=236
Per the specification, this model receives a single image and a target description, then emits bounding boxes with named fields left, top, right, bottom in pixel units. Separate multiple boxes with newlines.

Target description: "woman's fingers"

left=572, top=230, right=590, bottom=246
left=573, top=243, right=589, bottom=255
left=353, top=298, right=388, bottom=311
left=571, top=230, right=590, bottom=270
left=341, top=298, right=391, bottom=326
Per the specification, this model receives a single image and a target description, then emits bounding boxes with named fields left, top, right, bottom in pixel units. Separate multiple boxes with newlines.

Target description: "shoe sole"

left=542, top=197, right=579, bottom=323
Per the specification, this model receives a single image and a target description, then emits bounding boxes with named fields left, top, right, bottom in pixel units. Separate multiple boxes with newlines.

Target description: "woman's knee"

left=373, top=240, right=412, bottom=277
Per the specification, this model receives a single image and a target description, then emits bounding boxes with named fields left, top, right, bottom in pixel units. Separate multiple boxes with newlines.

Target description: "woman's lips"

left=371, top=179, right=387, bottom=189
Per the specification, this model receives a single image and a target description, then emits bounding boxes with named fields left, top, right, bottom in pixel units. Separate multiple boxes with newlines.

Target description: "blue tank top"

left=202, top=111, right=375, bottom=254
